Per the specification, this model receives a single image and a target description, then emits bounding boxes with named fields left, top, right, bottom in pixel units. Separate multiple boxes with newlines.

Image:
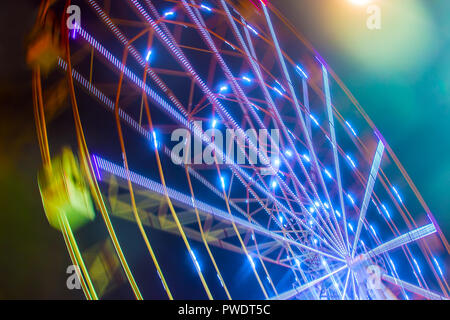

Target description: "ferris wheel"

left=29, top=0, right=449, bottom=300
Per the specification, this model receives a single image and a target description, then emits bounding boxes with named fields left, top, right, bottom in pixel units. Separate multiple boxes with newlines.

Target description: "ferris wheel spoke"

left=227, top=161, right=338, bottom=253
left=351, top=271, right=359, bottom=300
left=261, top=2, right=347, bottom=252
left=352, top=140, right=385, bottom=257
left=381, top=274, right=448, bottom=300
left=221, top=2, right=347, bottom=255
left=321, top=257, right=344, bottom=298
left=341, top=269, right=351, bottom=300
left=364, top=223, right=437, bottom=259
left=274, top=179, right=347, bottom=256
left=301, top=78, right=313, bottom=138
left=128, top=0, right=310, bottom=232
left=321, top=65, right=349, bottom=255
left=269, top=264, right=347, bottom=300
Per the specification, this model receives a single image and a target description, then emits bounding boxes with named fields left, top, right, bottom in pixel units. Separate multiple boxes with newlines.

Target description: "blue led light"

left=370, top=225, right=377, bottom=237
left=200, top=4, right=212, bottom=12
left=389, top=259, right=397, bottom=272
left=348, top=223, right=354, bottom=232
left=274, top=87, right=283, bottom=96
left=242, top=75, right=252, bottom=83
left=392, top=186, right=403, bottom=204
left=413, top=258, right=422, bottom=275
left=345, top=121, right=358, bottom=137
left=295, top=65, right=308, bottom=79
left=145, top=50, right=152, bottom=62
left=347, top=194, right=355, bottom=205
left=381, top=204, right=391, bottom=219
left=247, top=255, right=256, bottom=268
left=163, top=10, right=175, bottom=18
left=346, top=154, right=357, bottom=168
left=224, top=41, right=235, bottom=50
left=246, top=24, right=258, bottom=35
left=273, top=158, right=280, bottom=167
left=156, top=270, right=167, bottom=291
left=275, top=80, right=285, bottom=92
left=190, top=250, right=201, bottom=272
left=217, top=273, right=224, bottom=287
left=71, top=23, right=78, bottom=39
left=309, top=114, right=319, bottom=126
left=433, top=257, right=444, bottom=277
left=152, top=131, right=159, bottom=149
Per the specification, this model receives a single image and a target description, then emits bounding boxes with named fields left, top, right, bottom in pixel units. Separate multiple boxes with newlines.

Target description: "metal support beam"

left=364, top=223, right=436, bottom=259
left=352, top=140, right=384, bottom=256
left=382, top=274, right=448, bottom=300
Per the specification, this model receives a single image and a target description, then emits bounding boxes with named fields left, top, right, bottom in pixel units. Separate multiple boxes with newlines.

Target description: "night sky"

left=0, top=0, right=448, bottom=299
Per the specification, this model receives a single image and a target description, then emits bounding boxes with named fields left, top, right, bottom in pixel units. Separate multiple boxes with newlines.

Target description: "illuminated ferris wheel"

left=30, top=0, right=449, bottom=300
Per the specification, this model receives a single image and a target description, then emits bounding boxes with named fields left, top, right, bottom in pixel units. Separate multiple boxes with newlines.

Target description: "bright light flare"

left=348, top=0, right=372, bottom=5
left=145, top=50, right=152, bottom=62
left=295, top=65, right=308, bottom=79
left=163, top=10, right=175, bottom=18
left=200, top=4, right=212, bottom=12
left=242, top=75, right=252, bottom=83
